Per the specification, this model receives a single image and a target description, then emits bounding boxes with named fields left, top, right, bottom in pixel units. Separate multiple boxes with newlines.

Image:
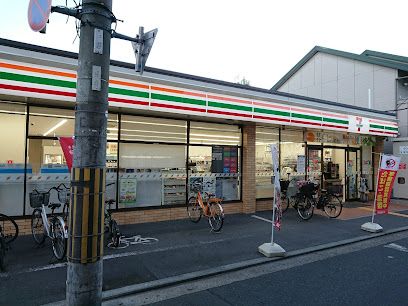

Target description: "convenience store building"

left=0, top=39, right=398, bottom=231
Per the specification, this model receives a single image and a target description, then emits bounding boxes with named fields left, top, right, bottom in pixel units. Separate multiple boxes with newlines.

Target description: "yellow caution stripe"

left=67, top=167, right=106, bottom=264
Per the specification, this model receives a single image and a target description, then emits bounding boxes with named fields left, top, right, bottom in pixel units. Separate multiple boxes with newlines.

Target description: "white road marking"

left=0, top=234, right=254, bottom=278
left=251, top=215, right=273, bottom=224
left=384, top=243, right=408, bottom=253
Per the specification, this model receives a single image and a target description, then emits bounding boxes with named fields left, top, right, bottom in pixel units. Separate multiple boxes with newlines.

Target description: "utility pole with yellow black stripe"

left=49, top=1, right=157, bottom=304
left=65, top=1, right=113, bottom=305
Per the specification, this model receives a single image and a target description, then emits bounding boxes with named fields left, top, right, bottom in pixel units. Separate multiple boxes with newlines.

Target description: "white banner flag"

left=270, top=144, right=280, bottom=192
left=270, top=144, right=282, bottom=230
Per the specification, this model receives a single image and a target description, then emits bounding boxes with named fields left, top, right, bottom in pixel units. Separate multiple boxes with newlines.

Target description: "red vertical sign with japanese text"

left=375, top=155, right=400, bottom=215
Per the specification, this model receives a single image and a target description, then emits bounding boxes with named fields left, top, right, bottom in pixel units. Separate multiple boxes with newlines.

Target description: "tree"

left=237, top=77, right=250, bottom=86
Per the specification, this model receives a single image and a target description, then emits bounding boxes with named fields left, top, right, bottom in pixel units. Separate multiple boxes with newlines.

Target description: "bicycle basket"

left=327, top=185, right=343, bottom=196
left=29, top=190, right=50, bottom=208
left=299, top=182, right=317, bottom=196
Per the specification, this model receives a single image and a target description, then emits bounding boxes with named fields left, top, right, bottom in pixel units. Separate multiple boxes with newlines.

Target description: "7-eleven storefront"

left=0, top=39, right=398, bottom=233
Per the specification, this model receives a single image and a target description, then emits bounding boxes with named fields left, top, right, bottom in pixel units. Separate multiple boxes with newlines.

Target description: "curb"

left=102, top=225, right=408, bottom=302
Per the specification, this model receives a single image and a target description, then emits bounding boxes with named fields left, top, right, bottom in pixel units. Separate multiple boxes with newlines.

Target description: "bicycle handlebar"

left=56, top=183, right=70, bottom=190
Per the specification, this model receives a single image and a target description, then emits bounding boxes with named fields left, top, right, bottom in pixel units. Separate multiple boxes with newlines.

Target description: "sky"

left=2, top=0, right=408, bottom=89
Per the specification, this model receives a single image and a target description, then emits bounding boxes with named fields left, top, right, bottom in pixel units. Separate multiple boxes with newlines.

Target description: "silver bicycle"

left=30, top=187, right=68, bottom=260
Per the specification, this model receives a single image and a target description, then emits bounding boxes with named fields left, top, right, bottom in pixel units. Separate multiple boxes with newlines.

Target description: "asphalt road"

left=1, top=208, right=407, bottom=306
left=117, top=234, right=408, bottom=306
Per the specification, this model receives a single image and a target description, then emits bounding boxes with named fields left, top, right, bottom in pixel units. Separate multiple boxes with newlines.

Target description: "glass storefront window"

left=256, top=126, right=279, bottom=199
left=281, top=129, right=305, bottom=179
left=189, top=146, right=240, bottom=201
left=118, top=143, right=187, bottom=208
left=26, top=108, right=119, bottom=214
left=29, top=107, right=75, bottom=137
left=107, top=113, right=119, bottom=140
left=120, top=115, right=187, bottom=143
left=190, top=122, right=241, bottom=146
left=106, top=141, right=118, bottom=205
left=0, top=103, right=26, bottom=216
left=26, top=138, right=71, bottom=215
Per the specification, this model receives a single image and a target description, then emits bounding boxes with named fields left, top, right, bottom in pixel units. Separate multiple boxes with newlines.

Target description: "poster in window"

left=223, top=147, right=231, bottom=173
left=203, top=177, right=216, bottom=195
left=212, top=146, right=238, bottom=174
left=297, top=155, right=306, bottom=174
left=119, top=178, right=137, bottom=205
left=230, top=147, right=238, bottom=173
left=211, top=146, right=224, bottom=173
left=45, top=154, right=63, bottom=164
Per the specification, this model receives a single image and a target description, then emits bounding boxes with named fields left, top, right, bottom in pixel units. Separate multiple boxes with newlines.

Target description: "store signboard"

left=375, top=155, right=400, bottom=215
left=305, top=131, right=373, bottom=146
left=305, top=131, right=343, bottom=144
left=348, top=116, right=370, bottom=134
left=0, top=55, right=398, bottom=138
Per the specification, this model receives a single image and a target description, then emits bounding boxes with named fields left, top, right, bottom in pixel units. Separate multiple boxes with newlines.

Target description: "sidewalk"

left=101, top=199, right=408, bottom=302
left=1, top=200, right=408, bottom=306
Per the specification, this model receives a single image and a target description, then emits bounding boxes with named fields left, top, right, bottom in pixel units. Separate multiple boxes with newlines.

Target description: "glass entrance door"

left=322, top=147, right=345, bottom=201
left=347, top=149, right=361, bottom=200
left=307, top=146, right=323, bottom=185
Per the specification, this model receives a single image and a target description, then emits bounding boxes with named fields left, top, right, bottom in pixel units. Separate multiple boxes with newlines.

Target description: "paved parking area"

left=1, top=200, right=407, bottom=305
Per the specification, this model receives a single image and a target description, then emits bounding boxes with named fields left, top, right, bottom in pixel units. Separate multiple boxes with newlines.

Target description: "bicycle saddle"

left=321, top=189, right=327, bottom=193
left=48, top=203, right=61, bottom=210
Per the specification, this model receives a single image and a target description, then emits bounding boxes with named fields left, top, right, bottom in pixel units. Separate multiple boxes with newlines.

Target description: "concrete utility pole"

left=48, top=1, right=156, bottom=304
left=66, top=0, right=113, bottom=305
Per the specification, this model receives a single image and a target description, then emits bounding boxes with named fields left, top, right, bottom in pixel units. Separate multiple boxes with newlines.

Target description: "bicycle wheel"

left=0, top=236, right=5, bottom=271
left=0, top=213, right=18, bottom=244
left=187, top=196, right=202, bottom=223
left=31, top=209, right=46, bottom=245
left=297, top=197, right=314, bottom=220
left=51, top=218, right=67, bottom=260
left=323, top=194, right=343, bottom=218
left=280, top=193, right=290, bottom=212
left=208, top=202, right=224, bottom=232
left=110, top=220, right=120, bottom=248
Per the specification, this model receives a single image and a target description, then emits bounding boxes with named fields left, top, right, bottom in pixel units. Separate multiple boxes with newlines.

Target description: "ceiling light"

left=31, top=112, right=74, bottom=119
left=110, top=127, right=186, bottom=136
left=43, top=119, right=68, bottom=136
left=190, top=133, right=240, bottom=139
left=121, top=120, right=186, bottom=128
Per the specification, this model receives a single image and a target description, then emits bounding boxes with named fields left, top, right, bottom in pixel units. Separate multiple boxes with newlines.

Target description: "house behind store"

left=272, top=47, right=408, bottom=199
left=0, top=39, right=399, bottom=233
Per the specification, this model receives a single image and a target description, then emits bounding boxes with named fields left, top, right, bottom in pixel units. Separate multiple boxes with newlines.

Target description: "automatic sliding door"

left=347, top=149, right=361, bottom=200
left=307, top=146, right=322, bottom=185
